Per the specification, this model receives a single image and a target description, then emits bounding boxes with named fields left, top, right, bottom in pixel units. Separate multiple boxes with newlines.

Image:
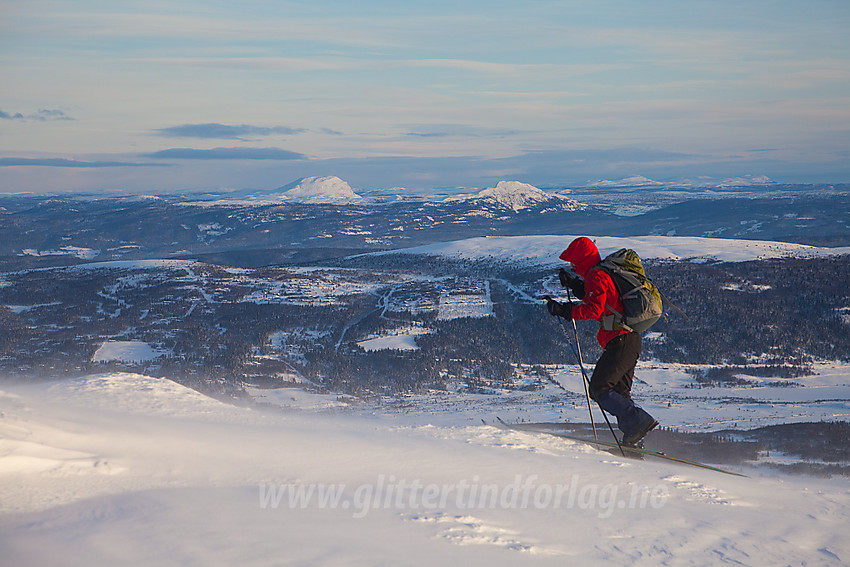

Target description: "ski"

left=493, top=417, right=747, bottom=477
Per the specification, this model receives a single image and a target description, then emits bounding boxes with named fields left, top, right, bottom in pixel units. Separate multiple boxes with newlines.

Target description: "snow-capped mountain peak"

left=476, top=181, right=552, bottom=211
left=276, top=176, right=362, bottom=204
left=447, top=181, right=586, bottom=212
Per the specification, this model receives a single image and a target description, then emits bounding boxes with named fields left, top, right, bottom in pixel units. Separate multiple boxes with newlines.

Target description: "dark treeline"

left=645, top=255, right=850, bottom=366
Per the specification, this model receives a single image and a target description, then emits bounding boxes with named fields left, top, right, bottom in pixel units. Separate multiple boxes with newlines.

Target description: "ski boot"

left=622, top=408, right=659, bottom=447
left=595, top=389, right=659, bottom=447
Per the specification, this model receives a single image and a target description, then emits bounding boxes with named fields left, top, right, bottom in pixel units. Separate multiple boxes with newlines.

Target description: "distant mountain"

left=194, top=176, right=364, bottom=206
left=584, top=174, right=777, bottom=190
left=274, top=176, right=363, bottom=204
left=716, top=175, right=775, bottom=187
left=446, top=181, right=588, bottom=212
left=585, top=175, right=668, bottom=189
left=1, top=183, right=848, bottom=270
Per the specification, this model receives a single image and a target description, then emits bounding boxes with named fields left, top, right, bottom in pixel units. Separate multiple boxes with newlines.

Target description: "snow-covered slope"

left=446, top=181, right=587, bottom=211
left=378, top=234, right=850, bottom=265
left=1, top=373, right=847, bottom=565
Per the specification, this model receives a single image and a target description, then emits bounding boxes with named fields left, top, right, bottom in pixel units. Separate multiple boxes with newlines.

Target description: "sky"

left=1, top=0, right=849, bottom=194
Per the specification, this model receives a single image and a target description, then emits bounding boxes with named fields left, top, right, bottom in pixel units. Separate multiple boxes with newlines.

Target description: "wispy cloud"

left=404, top=59, right=534, bottom=74
left=1, top=108, right=74, bottom=121
left=154, top=123, right=306, bottom=140
left=35, top=11, right=403, bottom=50
left=0, top=110, right=25, bottom=120
left=404, top=124, right=523, bottom=138
left=144, top=147, right=306, bottom=160
left=0, top=157, right=163, bottom=168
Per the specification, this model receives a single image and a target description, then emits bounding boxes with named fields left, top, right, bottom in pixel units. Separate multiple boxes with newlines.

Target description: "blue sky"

left=1, top=0, right=848, bottom=194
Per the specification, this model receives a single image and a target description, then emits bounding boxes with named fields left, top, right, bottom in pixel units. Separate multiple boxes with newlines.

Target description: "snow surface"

left=437, top=280, right=494, bottom=320
left=6, top=302, right=62, bottom=314
left=1, top=373, right=848, bottom=566
left=378, top=234, right=850, bottom=265
left=238, top=267, right=385, bottom=306
left=357, top=326, right=432, bottom=352
left=20, top=246, right=100, bottom=260
left=92, top=340, right=169, bottom=363
left=287, top=359, right=849, bottom=433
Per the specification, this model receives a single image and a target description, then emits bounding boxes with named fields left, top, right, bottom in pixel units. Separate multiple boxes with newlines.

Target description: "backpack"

left=597, top=248, right=664, bottom=333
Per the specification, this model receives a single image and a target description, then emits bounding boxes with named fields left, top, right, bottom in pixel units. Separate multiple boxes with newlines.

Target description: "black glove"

left=545, top=297, right=574, bottom=320
left=558, top=268, right=585, bottom=299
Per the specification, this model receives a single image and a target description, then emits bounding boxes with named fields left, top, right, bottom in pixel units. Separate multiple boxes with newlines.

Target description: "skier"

left=546, top=237, right=658, bottom=446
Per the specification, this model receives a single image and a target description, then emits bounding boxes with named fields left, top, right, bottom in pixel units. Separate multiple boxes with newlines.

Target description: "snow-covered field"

left=357, top=325, right=433, bottom=352
left=384, top=234, right=850, bottom=265
left=1, top=373, right=848, bottom=566
left=333, top=359, right=850, bottom=433
left=92, top=340, right=170, bottom=363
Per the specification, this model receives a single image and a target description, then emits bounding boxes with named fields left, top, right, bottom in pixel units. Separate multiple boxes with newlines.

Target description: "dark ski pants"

left=589, top=331, right=641, bottom=400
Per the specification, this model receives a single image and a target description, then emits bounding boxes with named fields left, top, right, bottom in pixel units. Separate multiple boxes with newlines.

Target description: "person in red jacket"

left=546, top=237, right=658, bottom=446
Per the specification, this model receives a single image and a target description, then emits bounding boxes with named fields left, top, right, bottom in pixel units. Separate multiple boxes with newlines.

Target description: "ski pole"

left=565, top=290, right=597, bottom=440
left=564, top=333, right=597, bottom=440
left=557, top=314, right=626, bottom=457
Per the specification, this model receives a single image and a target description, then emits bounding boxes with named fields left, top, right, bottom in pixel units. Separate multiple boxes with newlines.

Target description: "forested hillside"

left=1, top=253, right=847, bottom=398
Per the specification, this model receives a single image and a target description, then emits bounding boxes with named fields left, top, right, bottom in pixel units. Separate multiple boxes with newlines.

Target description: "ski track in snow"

left=0, top=373, right=848, bottom=566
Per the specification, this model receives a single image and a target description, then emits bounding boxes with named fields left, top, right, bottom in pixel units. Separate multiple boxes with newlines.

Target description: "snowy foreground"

left=2, top=374, right=848, bottom=566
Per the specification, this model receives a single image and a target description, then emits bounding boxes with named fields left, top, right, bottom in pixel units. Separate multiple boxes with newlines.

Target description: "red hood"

left=559, top=237, right=601, bottom=277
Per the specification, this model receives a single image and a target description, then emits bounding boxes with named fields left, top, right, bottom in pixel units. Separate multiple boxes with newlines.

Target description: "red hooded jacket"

left=559, top=237, right=630, bottom=348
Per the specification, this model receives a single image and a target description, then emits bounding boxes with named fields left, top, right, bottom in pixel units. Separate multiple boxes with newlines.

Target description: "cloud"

left=521, top=147, right=698, bottom=164
left=404, top=124, right=523, bottom=138
left=144, top=147, right=306, bottom=160
left=154, top=123, right=307, bottom=140
left=0, top=157, right=164, bottom=168
left=30, top=109, right=74, bottom=121
left=0, top=108, right=74, bottom=121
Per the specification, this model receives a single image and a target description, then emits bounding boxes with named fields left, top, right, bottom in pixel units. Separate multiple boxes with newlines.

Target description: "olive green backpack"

left=597, top=248, right=684, bottom=332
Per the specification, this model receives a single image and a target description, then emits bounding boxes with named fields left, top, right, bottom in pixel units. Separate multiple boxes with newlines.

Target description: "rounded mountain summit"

left=275, top=176, right=363, bottom=204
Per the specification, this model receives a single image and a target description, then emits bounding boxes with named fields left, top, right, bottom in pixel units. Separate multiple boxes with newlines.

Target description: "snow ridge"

left=376, top=234, right=850, bottom=265
left=586, top=175, right=667, bottom=189
left=585, top=174, right=777, bottom=190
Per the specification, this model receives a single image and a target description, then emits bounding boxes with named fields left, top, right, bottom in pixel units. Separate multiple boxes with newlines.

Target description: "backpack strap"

left=593, top=265, right=631, bottom=331
left=603, top=303, right=632, bottom=332
left=656, top=287, right=689, bottom=321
